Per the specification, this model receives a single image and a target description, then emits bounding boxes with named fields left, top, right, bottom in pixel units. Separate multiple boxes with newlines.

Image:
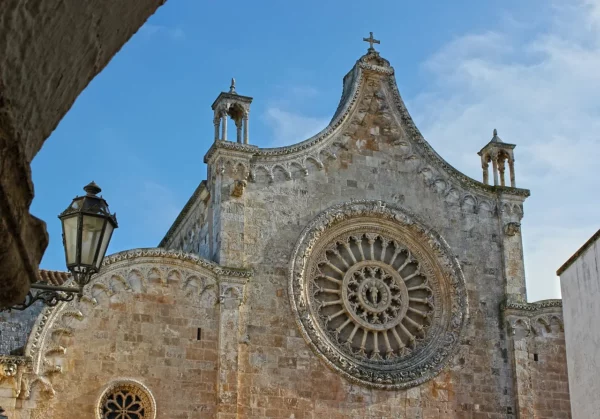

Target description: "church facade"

left=0, top=39, right=570, bottom=418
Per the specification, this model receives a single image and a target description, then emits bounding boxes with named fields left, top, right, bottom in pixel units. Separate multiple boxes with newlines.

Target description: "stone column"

left=216, top=281, right=246, bottom=419
left=492, top=156, right=499, bottom=186
left=243, top=116, right=249, bottom=144
left=235, top=120, right=243, bottom=144
left=498, top=157, right=506, bottom=187
left=214, top=117, right=221, bottom=141
left=482, top=160, right=489, bottom=185
left=221, top=115, right=228, bottom=141
left=509, top=159, right=516, bottom=187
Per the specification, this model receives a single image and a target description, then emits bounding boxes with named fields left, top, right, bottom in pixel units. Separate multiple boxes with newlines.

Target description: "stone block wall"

left=0, top=304, right=43, bottom=355
left=1, top=251, right=252, bottom=419
left=506, top=303, right=570, bottom=418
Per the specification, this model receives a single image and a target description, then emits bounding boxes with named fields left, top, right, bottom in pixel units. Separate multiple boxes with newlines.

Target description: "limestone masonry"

left=0, top=41, right=570, bottom=418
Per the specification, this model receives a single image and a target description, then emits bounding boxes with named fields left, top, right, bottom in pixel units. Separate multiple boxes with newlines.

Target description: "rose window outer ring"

left=289, top=200, right=468, bottom=390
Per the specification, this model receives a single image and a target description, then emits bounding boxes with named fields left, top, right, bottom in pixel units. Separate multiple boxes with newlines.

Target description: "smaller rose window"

left=97, top=381, right=155, bottom=419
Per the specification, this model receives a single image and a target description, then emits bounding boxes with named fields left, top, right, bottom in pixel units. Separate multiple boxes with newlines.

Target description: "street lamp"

left=6, top=182, right=117, bottom=311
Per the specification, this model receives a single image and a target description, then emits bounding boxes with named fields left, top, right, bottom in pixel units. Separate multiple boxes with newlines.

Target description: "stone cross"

left=363, top=32, right=380, bottom=52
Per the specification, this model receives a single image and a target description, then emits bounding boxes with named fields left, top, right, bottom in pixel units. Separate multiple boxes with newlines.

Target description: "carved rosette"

left=289, top=201, right=468, bottom=389
left=96, top=380, right=156, bottom=419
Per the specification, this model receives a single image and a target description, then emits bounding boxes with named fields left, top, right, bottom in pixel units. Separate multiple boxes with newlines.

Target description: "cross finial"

left=229, top=77, right=236, bottom=94
left=363, top=31, right=380, bottom=52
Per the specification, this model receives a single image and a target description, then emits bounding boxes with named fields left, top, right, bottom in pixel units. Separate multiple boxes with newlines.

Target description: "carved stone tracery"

left=311, top=233, right=434, bottom=362
left=290, top=201, right=468, bottom=389
left=97, top=380, right=156, bottom=419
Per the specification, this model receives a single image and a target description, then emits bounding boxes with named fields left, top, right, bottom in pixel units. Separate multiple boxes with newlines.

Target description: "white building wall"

left=559, top=230, right=600, bottom=419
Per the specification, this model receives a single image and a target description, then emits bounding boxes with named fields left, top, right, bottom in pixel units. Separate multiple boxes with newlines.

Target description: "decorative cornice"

left=502, top=299, right=564, bottom=337
left=158, top=181, right=207, bottom=248
left=203, top=141, right=259, bottom=164
left=384, top=75, right=530, bottom=199
left=0, top=355, right=31, bottom=370
left=502, top=299, right=563, bottom=314
left=102, top=248, right=252, bottom=279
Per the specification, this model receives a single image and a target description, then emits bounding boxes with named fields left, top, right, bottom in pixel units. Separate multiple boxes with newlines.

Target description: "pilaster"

left=205, top=142, right=257, bottom=268
left=498, top=193, right=527, bottom=304
left=216, top=275, right=249, bottom=419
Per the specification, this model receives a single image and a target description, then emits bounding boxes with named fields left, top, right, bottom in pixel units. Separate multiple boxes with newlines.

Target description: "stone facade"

left=1, top=46, right=571, bottom=418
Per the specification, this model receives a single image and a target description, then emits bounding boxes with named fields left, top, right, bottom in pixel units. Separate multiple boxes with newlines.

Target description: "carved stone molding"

left=219, top=283, right=245, bottom=305
left=96, top=379, right=156, bottom=419
left=102, top=248, right=252, bottom=279
left=289, top=200, right=468, bottom=389
left=503, top=299, right=564, bottom=338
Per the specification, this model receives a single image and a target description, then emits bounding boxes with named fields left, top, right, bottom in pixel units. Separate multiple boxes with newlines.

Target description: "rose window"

left=290, top=201, right=468, bottom=389
left=314, top=233, right=433, bottom=361
left=97, top=381, right=155, bottom=419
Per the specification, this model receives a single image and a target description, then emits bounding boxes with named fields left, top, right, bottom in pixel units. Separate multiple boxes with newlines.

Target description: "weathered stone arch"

left=17, top=248, right=250, bottom=417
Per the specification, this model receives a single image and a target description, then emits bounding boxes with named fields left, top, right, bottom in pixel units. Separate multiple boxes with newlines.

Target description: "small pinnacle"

left=229, top=78, right=236, bottom=94
left=493, top=129, right=498, bottom=136
left=83, top=181, right=101, bottom=196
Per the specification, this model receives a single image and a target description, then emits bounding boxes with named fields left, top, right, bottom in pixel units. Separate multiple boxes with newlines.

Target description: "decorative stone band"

left=502, top=299, right=564, bottom=338
left=102, top=248, right=252, bottom=279
left=289, top=200, right=468, bottom=390
left=0, top=355, right=31, bottom=378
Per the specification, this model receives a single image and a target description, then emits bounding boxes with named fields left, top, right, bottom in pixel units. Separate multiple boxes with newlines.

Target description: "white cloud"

left=139, top=24, right=186, bottom=41
left=264, top=107, right=329, bottom=147
left=410, top=0, right=600, bottom=301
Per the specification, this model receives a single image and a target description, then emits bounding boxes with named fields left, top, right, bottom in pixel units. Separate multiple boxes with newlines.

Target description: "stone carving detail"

left=290, top=200, right=468, bottom=389
left=503, top=299, right=564, bottom=338
left=0, top=358, right=18, bottom=378
left=231, top=180, right=247, bottom=197
left=219, top=283, right=244, bottom=305
left=97, top=380, right=156, bottom=419
left=311, top=234, right=433, bottom=362
left=504, top=222, right=521, bottom=236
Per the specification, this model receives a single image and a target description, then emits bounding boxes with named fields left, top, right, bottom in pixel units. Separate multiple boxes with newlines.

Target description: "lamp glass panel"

left=80, top=215, right=105, bottom=266
left=62, top=215, right=79, bottom=265
left=95, top=222, right=114, bottom=270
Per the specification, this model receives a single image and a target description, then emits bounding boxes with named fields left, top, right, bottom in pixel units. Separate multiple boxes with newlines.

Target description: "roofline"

left=556, top=228, right=600, bottom=276
left=211, top=92, right=253, bottom=110
left=158, top=180, right=208, bottom=247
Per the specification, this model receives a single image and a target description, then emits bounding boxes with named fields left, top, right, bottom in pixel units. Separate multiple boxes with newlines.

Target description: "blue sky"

left=31, top=0, right=600, bottom=302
